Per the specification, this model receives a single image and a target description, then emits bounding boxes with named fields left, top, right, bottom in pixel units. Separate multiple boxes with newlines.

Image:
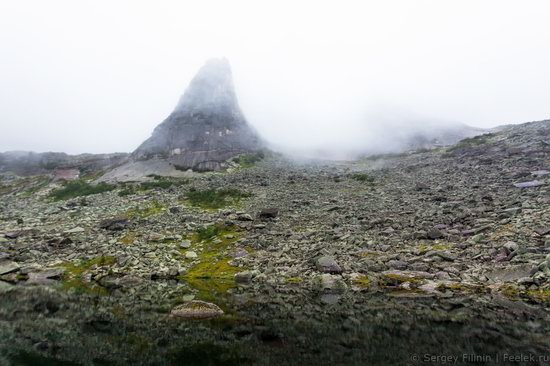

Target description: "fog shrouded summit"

left=1, top=1, right=550, bottom=156
left=133, top=58, right=261, bottom=171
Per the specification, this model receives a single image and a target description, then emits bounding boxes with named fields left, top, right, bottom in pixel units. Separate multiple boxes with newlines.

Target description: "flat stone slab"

left=170, top=300, right=224, bottom=319
left=531, top=170, right=550, bottom=177
left=64, top=227, right=85, bottom=234
left=513, top=180, right=543, bottom=188
left=485, top=264, right=538, bottom=282
left=0, top=260, right=20, bottom=275
left=26, top=268, right=65, bottom=284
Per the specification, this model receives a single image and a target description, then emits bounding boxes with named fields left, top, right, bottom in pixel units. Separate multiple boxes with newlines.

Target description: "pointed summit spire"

left=133, top=58, right=261, bottom=171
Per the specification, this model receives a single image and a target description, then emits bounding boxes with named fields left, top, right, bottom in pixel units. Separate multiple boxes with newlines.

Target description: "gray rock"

left=314, top=274, right=347, bottom=293
left=26, top=268, right=65, bottom=284
left=99, top=218, right=129, bottom=231
left=0, top=260, right=20, bottom=275
left=486, top=264, right=538, bottom=282
left=534, top=227, right=550, bottom=236
left=185, top=251, right=198, bottom=259
left=170, top=300, right=224, bottom=319
left=64, top=227, right=85, bottom=234
left=235, top=271, right=253, bottom=283
left=531, top=170, right=550, bottom=177
left=427, top=227, right=444, bottom=239
left=513, top=180, right=543, bottom=188
left=258, top=208, right=279, bottom=220
left=316, top=256, right=342, bottom=274
left=180, top=240, right=192, bottom=249
left=503, top=241, right=519, bottom=253
left=387, top=260, right=408, bottom=270
left=237, top=213, right=253, bottom=221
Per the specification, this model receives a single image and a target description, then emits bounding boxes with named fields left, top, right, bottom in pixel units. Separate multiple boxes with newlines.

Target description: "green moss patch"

left=350, top=173, right=375, bottom=184
left=285, top=277, right=303, bottom=284
left=525, top=289, right=550, bottom=303
left=232, top=152, right=265, bottom=168
left=352, top=275, right=371, bottom=288
left=416, top=242, right=452, bottom=254
left=126, top=200, right=166, bottom=219
left=120, top=231, right=137, bottom=245
left=184, top=188, right=251, bottom=210
left=50, top=179, right=115, bottom=201
left=379, top=272, right=424, bottom=288
left=58, top=256, right=115, bottom=296
left=179, top=224, right=243, bottom=301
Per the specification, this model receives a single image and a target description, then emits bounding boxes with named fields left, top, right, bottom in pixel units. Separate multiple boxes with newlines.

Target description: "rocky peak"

left=174, top=58, right=237, bottom=115
left=133, top=58, right=261, bottom=171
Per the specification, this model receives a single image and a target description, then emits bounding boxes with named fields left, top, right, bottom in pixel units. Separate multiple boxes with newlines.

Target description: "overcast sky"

left=1, top=0, right=550, bottom=155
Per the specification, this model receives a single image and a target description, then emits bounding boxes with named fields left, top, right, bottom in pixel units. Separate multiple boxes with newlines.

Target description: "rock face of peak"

left=133, top=58, right=261, bottom=171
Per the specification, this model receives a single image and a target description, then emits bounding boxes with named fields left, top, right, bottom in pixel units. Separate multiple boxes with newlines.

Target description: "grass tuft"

left=184, top=188, right=251, bottom=210
left=50, top=180, right=115, bottom=201
left=233, top=152, right=265, bottom=168
left=350, top=173, right=375, bottom=184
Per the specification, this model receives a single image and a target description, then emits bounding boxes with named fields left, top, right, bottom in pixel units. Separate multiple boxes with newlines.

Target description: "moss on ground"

left=59, top=256, right=115, bottom=296
left=379, top=273, right=423, bottom=288
left=120, top=231, right=137, bottom=245
left=285, top=277, right=303, bottom=284
left=184, top=188, right=251, bottom=210
left=350, top=173, right=375, bottom=184
left=50, top=179, right=115, bottom=200
left=416, top=242, right=452, bottom=254
left=232, top=152, right=265, bottom=168
left=126, top=200, right=166, bottom=219
left=525, top=289, right=550, bottom=303
left=446, top=133, right=495, bottom=154
left=179, top=224, right=243, bottom=301
left=352, top=275, right=370, bottom=288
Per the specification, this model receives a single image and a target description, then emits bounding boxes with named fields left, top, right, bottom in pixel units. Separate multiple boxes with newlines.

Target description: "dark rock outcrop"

left=0, top=151, right=128, bottom=176
left=133, top=58, right=262, bottom=171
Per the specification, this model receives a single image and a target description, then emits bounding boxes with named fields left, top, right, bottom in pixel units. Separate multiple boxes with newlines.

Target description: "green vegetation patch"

left=350, top=173, right=375, bottom=184
left=524, top=289, right=550, bottom=303
left=50, top=179, right=115, bottom=200
left=21, top=175, right=51, bottom=196
left=285, top=277, right=303, bottom=284
left=416, top=242, right=452, bottom=254
left=126, top=200, right=166, bottom=219
left=232, top=152, right=265, bottom=168
left=352, top=275, right=371, bottom=288
left=184, top=188, right=251, bottom=210
left=378, top=272, right=424, bottom=288
left=59, top=256, right=115, bottom=296
left=179, top=223, right=243, bottom=301
left=120, top=231, right=137, bottom=245
left=447, top=133, right=495, bottom=153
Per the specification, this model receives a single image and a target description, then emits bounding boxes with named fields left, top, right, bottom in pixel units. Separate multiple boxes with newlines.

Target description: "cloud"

left=0, top=0, right=549, bottom=155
